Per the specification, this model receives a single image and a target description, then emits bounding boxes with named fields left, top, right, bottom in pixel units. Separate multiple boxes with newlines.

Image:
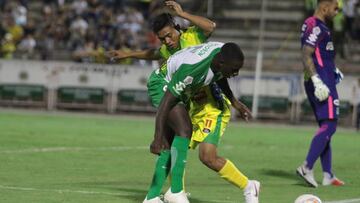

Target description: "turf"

left=0, top=110, right=359, bottom=203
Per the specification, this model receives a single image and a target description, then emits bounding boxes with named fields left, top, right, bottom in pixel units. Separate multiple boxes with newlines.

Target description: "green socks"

left=170, top=136, right=190, bottom=193
left=146, top=150, right=171, bottom=199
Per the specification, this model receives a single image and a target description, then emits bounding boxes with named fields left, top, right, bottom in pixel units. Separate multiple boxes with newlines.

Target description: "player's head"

left=317, top=0, right=339, bottom=20
left=152, top=13, right=181, bottom=50
left=215, top=42, right=244, bottom=78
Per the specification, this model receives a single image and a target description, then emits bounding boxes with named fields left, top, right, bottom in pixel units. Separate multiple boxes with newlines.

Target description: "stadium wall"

left=0, top=60, right=358, bottom=126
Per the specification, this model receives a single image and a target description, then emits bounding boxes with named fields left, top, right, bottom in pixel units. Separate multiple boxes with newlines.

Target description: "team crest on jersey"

left=326, top=42, right=334, bottom=51
left=203, top=128, right=211, bottom=133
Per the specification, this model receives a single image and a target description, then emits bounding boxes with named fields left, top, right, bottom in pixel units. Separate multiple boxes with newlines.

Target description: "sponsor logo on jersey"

left=326, top=42, right=334, bottom=51
left=306, top=26, right=321, bottom=45
left=174, top=81, right=186, bottom=94
left=183, top=76, right=193, bottom=85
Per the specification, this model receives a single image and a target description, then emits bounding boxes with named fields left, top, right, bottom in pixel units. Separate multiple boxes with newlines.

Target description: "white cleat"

left=164, top=188, right=189, bottom=203
left=243, top=180, right=260, bottom=203
left=322, top=173, right=345, bottom=186
left=143, top=196, right=164, bottom=203
left=296, top=165, right=318, bottom=188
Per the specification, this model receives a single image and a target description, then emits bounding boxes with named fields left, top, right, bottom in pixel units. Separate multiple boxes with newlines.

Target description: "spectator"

left=0, top=33, right=16, bottom=59
left=304, top=0, right=318, bottom=18
left=17, top=33, right=36, bottom=59
left=333, top=0, right=346, bottom=59
left=4, top=16, right=24, bottom=43
left=71, top=0, right=88, bottom=16
left=11, top=0, right=27, bottom=26
left=343, top=0, right=358, bottom=39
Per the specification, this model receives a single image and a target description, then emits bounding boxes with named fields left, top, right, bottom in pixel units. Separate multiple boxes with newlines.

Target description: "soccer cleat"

left=164, top=188, right=189, bottom=203
left=296, top=165, right=318, bottom=188
left=143, top=196, right=164, bottom=203
left=322, top=176, right=345, bottom=186
left=243, top=180, right=260, bottom=203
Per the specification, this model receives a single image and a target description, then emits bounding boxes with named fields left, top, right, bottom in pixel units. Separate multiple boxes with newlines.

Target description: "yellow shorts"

left=188, top=87, right=231, bottom=149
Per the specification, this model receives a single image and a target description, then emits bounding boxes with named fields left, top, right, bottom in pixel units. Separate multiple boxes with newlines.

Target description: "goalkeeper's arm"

left=302, top=45, right=329, bottom=101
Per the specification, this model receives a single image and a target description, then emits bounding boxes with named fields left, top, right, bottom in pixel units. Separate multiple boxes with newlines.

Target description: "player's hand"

left=232, top=99, right=252, bottom=121
left=165, top=1, right=184, bottom=16
left=334, top=67, right=344, bottom=85
left=311, top=74, right=330, bottom=102
left=106, top=50, right=129, bottom=60
left=150, top=137, right=164, bottom=155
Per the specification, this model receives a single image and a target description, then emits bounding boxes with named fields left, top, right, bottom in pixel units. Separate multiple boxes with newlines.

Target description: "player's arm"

left=302, top=45, right=330, bottom=101
left=216, top=78, right=252, bottom=121
left=165, top=1, right=216, bottom=37
left=106, top=48, right=161, bottom=61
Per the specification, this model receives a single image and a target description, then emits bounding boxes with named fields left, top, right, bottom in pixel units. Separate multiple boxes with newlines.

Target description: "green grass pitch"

left=0, top=109, right=359, bottom=203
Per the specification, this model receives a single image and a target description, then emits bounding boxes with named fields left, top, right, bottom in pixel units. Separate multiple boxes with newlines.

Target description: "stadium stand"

left=0, top=0, right=359, bottom=125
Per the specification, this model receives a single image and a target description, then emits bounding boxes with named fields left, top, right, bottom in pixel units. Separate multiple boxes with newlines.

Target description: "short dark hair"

left=220, top=43, right=244, bottom=64
left=317, top=0, right=335, bottom=5
left=152, top=13, right=178, bottom=33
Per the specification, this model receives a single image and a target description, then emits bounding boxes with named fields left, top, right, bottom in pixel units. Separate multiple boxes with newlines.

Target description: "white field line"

left=0, top=184, right=129, bottom=196
left=325, top=198, right=360, bottom=203
left=0, top=146, right=148, bottom=154
left=0, top=145, right=235, bottom=154
left=0, top=185, right=234, bottom=203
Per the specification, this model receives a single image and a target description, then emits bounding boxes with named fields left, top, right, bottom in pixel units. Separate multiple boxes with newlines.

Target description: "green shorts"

left=147, top=69, right=168, bottom=108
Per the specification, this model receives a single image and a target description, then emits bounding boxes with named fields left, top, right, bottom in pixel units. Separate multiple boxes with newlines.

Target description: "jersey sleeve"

left=303, top=23, right=324, bottom=48
left=167, top=64, right=200, bottom=100
left=186, top=26, right=208, bottom=42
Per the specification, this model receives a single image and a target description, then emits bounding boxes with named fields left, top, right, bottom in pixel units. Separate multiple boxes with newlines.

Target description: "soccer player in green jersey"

left=154, top=42, right=260, bottom=203
left=107, top=2, right=257, bottom=203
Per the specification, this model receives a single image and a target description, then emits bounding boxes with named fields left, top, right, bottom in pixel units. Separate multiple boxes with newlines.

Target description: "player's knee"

left=177, top=127, right=192, bottom=138
left=323, top=121, right=337, bottom=135
left=199, top=153, right=217, bottom=169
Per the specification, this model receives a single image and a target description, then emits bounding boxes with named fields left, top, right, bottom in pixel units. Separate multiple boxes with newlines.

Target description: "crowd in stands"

left=1, top=0, right=359, bottom=64
left=0, top=0, right=165, bottom=65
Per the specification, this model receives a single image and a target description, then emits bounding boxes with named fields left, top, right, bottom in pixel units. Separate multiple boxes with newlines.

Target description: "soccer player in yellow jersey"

left=107, top=2, right=259, bottom=203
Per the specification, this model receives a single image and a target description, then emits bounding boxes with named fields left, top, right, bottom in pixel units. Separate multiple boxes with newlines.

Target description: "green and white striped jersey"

left=165, top=41, right=224, bottom=101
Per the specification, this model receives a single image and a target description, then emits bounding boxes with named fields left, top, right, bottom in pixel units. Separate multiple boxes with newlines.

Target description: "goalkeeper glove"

left=334, top=67, right=344, bottom=85
left=311, top=74, right=330, bottom=102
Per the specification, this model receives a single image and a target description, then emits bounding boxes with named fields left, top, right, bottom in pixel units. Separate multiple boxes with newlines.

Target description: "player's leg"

left=297, top=82, right=322, bottom=187
left=193, top=95, right=259, bottom=202
left=144, top=125, right=173, bottom=202
left=144, top=71, right=173, bottom=202
left=165, top=103, right=192, bottom=202
left=319, top=120, right=345, bottom=186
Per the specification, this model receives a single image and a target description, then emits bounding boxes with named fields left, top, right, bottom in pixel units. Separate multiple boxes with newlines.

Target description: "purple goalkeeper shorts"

left=304, top=80, right=339, bottom=121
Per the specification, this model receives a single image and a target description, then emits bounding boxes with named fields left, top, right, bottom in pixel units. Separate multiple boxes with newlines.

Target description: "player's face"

left=157, top=25, right=180, bottom=49
left=220, top=60, right=244, bottom=78
left=325, top=0, right=339, bottom=20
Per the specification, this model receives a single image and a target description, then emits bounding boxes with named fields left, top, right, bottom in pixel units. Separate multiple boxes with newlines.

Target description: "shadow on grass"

left=116, top=187, right=212, bottom=203
left=260, top=169, right=299, bottom=181
left=260, top=169, right=315, bottom=188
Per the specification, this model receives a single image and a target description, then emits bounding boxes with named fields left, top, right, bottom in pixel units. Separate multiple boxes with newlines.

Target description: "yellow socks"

left=218, top=159, right=249, bottom=189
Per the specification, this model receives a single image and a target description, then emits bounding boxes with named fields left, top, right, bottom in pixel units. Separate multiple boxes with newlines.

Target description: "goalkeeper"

left=296, top=0, right=344, bottom=188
